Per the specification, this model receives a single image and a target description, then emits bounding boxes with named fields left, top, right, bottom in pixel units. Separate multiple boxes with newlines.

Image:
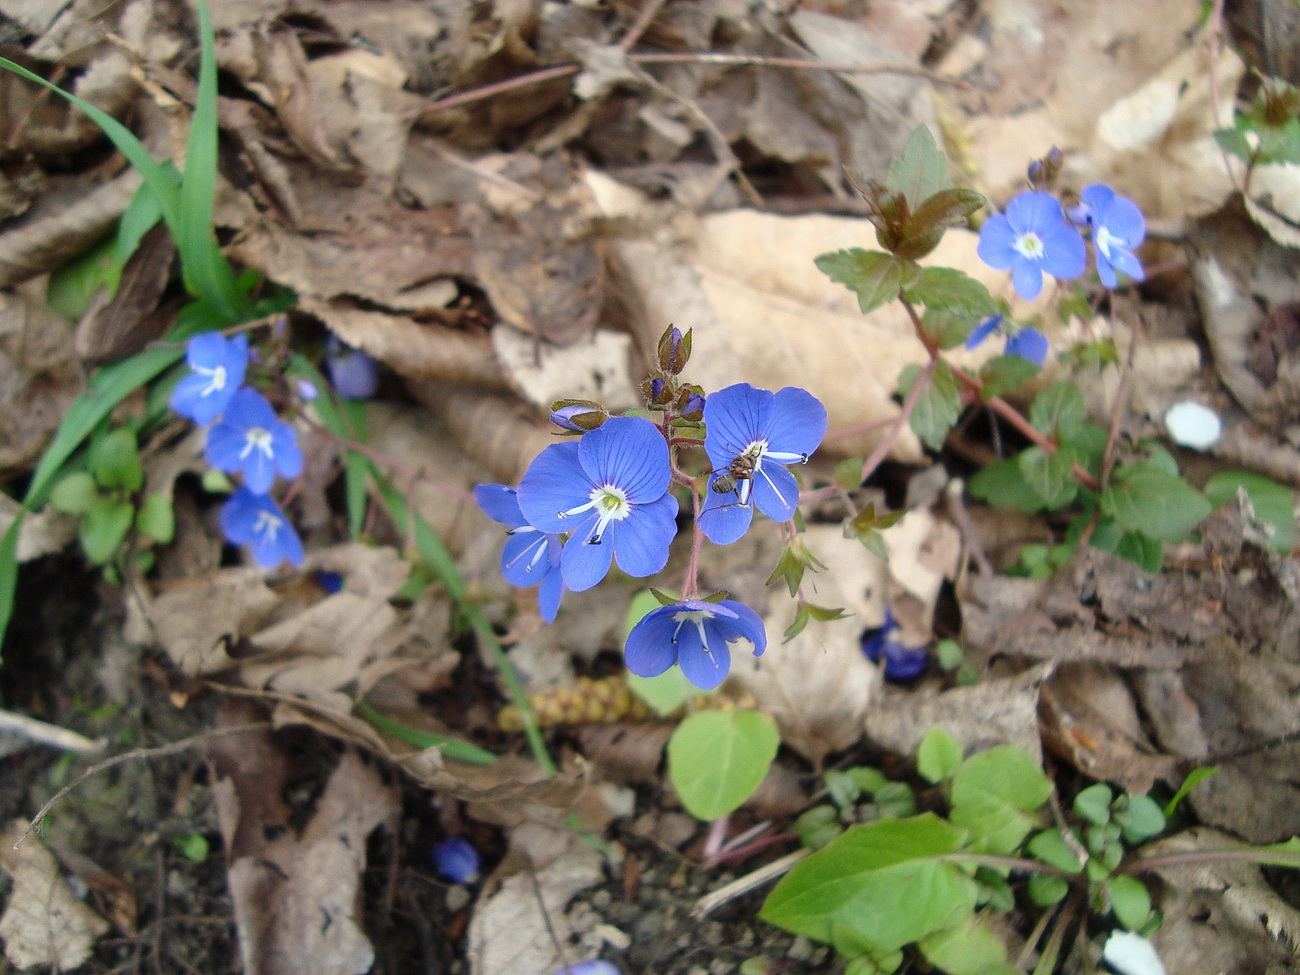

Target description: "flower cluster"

left=476, top=331, right=827, bottom=691
left=171, top=331, right=304, bottom=568
left=974, top=175, right=1147, bottom=361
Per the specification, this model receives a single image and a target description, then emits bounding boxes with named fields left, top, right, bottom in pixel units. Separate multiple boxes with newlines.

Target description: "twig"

left=618, top=0, right=671, bottom=52
left=0, top=709, right=105, bottom=753
left=691, top=848, right=810, bottom=918
left=944, top=478, right=993, bottom=577
left=16, top=722, right=271, bottom=848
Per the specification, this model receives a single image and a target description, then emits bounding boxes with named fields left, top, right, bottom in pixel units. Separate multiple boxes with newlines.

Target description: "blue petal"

left=1107, top=247, right=1145, bottom=282
left=204, top=423, right=246, bottom=475
left=242, top=446, right=278, bottom=495
left=538, top=558, right=564, bottom=622
left=1094, top=251, right=1118, bottom=288
left=676, top=620, right=731, bottom=690
left=223, top=387, right=279, bottom=429
left=1010, top=258, right=1044, bottom=300
left=703, top=384, right=773, bottom=468
left=966, top=315, right=1003, bottom=350
left=518, top=442, right=588, bottom=533
left=977, top=214, right=1019, bottom=271
left=610, top=493, right=678, bottom=577
left=501, top=532, right=552, bottom=588
left=624, top=607, right=681, bottom=678
left=1005, top=191, right=1065, bottom=236
left=1101, top=195, right=1146, bottom=245
left=577, top=416, right=670, bottom=503
left=716, top=600, right=767, bottom=656
left=698, top=480, right=755, bottom=545
left=1039, top=222, right=1086, bottom=281
left=765, top=387, right=828, bottom=460
left=271, top=423, right=303, bottom=480
left=561, top=525, right=614, bottom=591
left=1079, top=183, right=1116, bottom=216
left=751, top=460, right=801, bottom=523
left=1005, top=328, right=1049, bottom=366
left=474, top=484, right=528, bottom=529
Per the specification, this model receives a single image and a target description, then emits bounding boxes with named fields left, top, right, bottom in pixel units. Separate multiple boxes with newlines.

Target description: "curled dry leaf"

left=490, top=323, right=640, bottom=414
left=728, top=525, right=886, bottom=765
left=0, top=819, right=110, bottom=970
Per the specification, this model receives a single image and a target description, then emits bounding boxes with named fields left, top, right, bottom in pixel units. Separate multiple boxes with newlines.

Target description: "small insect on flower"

left=709, top=443, right=763, bottom=504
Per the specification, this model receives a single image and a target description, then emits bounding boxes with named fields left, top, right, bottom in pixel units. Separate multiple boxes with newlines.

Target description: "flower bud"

left=656, top=325, right=691, bottom=375
left=326, top=336, right=379, bottom=399
left=639, top=374, right=675, bottom=407
left=676, top=385, right=705, bottom=420
left=433, top=836, right=481, bottom=884
left=554, top=962, right=621, bottom=975
left=295, top=378, right=319, bottom=402
left=549, top=400, right=608, bottom=432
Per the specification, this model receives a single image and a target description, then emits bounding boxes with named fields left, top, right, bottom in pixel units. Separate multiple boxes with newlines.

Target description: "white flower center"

left=254, top=510, right=283, bottom=540
left=1094, top=224, right=1120, bottom=258
left=557, top=484, right=631, bottom=545
left=241, top=427, right=274, bottom=461
left=1014, top=231, right=1045, bottom=260
left=672, top=609, right=716, bottom=657
left=198, top=364, right=227, bottom=397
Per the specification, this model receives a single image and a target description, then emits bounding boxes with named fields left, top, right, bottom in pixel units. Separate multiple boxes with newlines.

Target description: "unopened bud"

left=656, top=325, right=691, bottom=375
left=640, top=374, right=675, bottom=407
left=433, top=836, right=481, bottom=885
left=550, top=400, right=608, bottom=432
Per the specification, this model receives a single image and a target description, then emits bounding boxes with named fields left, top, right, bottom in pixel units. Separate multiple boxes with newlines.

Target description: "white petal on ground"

left=1164, top=400, right=1222, bottom=450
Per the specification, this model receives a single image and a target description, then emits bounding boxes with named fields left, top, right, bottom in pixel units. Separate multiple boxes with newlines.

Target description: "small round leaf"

left=668, top=709, right=778, bottom=821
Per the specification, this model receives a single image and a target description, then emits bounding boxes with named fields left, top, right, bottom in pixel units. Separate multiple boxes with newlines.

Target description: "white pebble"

left=1164, top=400, right=1222, bottom=450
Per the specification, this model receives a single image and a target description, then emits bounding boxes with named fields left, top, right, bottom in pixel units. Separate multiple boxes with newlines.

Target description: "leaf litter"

left=1, top=0, right=1299, bottom=973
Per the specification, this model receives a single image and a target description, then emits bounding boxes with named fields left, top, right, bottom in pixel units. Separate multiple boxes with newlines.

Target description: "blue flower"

left=977, top=191, right=1086, bottom=300
left=326, top=336, right=379, bottom=399
left=205, top=388, right=304, bottom=494
left=965, top=315, right=1050, bottom=366
left=170, top=331, right=248, bottom=424
left=517, top=416, right=678, bottom=592
left=554, top=963, right=621, bottom=975
left=432, top=836, right=481, bottom=885
left=860, top=609, right=928, bottom=681
left=474, top=483, right=565, bottom=622
left=697, top=384, right=827, bottom=546
left=625, top=599, right=766, bottom=691
left=219, top=486, right=304, bottom=568
left=1077, top=184, right=1146, bottom=288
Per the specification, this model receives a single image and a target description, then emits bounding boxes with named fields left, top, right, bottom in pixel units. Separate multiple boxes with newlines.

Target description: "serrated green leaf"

left=904, top=188, right=985, bottom=245
left=135, top=491, right=175, bottom=544
left=760, top=814, right=979, bottom=953
left=1017, top=446, right=1078, bottom=510
left=950, top=746, right=1051, bottom=854
left=815, top=249, right=914, bottom=314
left=1108, top=875, right=1152, bottom=931
left=668, top=709, right=778, bottom=821
left=90, top=427, right=143, bottom=492
left=899, top=361, right=962, bottom=452
left=921, top=307, right=985, bottom=351
left=50, top=472, right=98, bottom=515
left=1102, top=462, right=1212, bottom=542
left=885, top=126, right=951, bottom=210
left=1204, top=471, right=1296, bottom=552
left=81, top=497, right=134, bottom=564
left=916, top=727, right=963, bottom=784
left=968, top=457, right=1048, bottom=514
left=1030, top=380, right=1087, bottom=440
left=1074, top=783, right=1113, bottom=825
left=918, top=916, right=1009, bottom=975
left=902, top=267, right=997, bottom=317
left=978, top=355, right=1041, bottom=399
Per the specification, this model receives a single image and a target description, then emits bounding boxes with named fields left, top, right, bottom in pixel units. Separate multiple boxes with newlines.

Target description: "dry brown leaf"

left=729, top=525, right=886, bottom=765
left=0, top=819, right=110, bottom=970
left=864, top=662, right=1054, bottom=763
left=0, top=290, right=80, bottom=475
left=490, top=323, right=640, bottom=414
left=0, top=494, right=75, bottom=562
left=73, top=221, right=174, bottom=365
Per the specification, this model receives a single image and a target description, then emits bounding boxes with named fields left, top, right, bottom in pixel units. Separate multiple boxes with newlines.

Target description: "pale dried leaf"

left=0, top=819, right=110, bottom=970
left=729, top=525, right=886, bottom=764
left=140, top=567, right=280, bottom=676
left=0, top=290, right=80, bottom=474
left=0, top=495, right=75, bottom=561
left=491, top=324, right=640, bottom=413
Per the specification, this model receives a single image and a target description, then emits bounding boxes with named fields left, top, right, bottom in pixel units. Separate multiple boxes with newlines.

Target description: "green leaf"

left=815, top=249, right=916, bottom=314
left=784, top=600, right=850, bottom=642
left=918, top=916, right=1009, bottom=975
left=916, top=727, right=963, bottom=784
left=135, top=492, right=175, bottom=544
left=900, top=361, right=961, bottom=452
left=1030, top=381, right=1087, bottom=440
left=1108, top=875, right=1152, bottom=931
left=1214, top=126, right=1255, bottom=161
left=47, top=236, right=124, bottom=319
left=760, top=814, right=979, bottom=953
left=1204, top=471, right=1296, bottom=552
left=936, top=639, right=963, bottom=672
left=1017, top=446, right=1078, bottom=510
left=1026, top=873, right=1069, bottom=907
left=1102, top=462, right=1212, bottom=543
left=1026, top=828, right=1083, bottom=874
left=968, top=456, right=1048, bottom=514
left=901, top=267, right=997, bottom=317
left=1164, top=766, right=1216, bottom=818
left=50, top=472, right=98, bottom=516
left=885, top=125, right=951, bottom=210
left=950, top=746, right=1051, bottom=854
left=978, top=354, right=1040, bottom=399
left=903, top=188, right=985, bottom=248
left=921, top=307, right=985, bottom=351
left=81, top=497, right=134, bottom=564
left=341, top=398, right=370, bottom=539
left=1074, top=783, right=1113, bottom=825
left=90, top=427, right=143, bottom=492
left=794, top=805, right=845, bottom=851
left=668, top=709, right=779, bottom=821
left=1113, top=794, right=1165, bottom=843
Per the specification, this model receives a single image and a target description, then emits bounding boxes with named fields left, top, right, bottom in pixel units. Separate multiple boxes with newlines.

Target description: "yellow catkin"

left=496, top=675, right=756, bottom=731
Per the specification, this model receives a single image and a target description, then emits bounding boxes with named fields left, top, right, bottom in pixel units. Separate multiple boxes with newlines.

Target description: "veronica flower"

left=170, top=331, right=248, bottom=424
left=432, top=837, right=481, bottom=885
left=625, top=598, right=766, bottom=691
left=325, top=335, right=379, bottom=399
left=473, top=483, right=565, bottom=621
left=219, top=486, right=304, bottom=568
left=860, top=608, right=928, bottom=681
left=698, top=383, right=828, bottom=546
left=965, top=315, right=1049, bottom=366
left=1077, top=184, right=1146, bottom=288
left=205, top=388, right=304, bottom=494
left=977, top=191, right=1086, bottom=300
left=517, top=416, right=678, bottom=592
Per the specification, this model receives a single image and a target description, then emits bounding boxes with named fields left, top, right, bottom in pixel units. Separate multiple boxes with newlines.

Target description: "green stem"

left=354, top=700, right=497, bottom=766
